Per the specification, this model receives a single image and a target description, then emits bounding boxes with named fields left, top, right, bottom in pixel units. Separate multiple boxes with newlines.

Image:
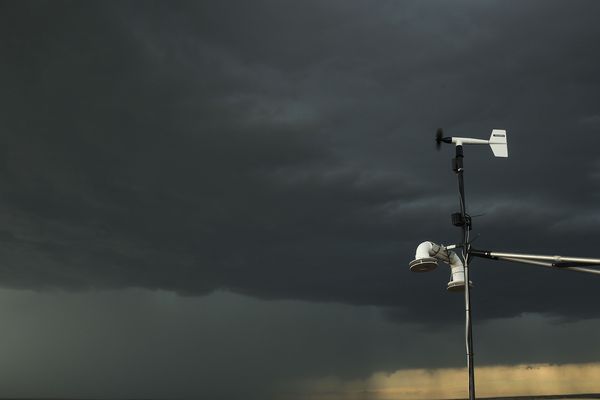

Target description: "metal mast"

left=453, top=144, right=475, bottom=400
left=410, top=128, right=600, bottom=400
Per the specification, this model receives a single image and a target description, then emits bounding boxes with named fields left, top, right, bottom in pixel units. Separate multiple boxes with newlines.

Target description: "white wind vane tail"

left=489, top=129, right=508, bottom=158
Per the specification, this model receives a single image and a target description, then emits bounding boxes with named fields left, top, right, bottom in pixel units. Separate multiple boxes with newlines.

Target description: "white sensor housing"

left=409, top=241, right=470, bottom=291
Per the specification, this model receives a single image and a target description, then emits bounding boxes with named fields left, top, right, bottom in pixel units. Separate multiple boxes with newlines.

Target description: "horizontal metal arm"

left=470, top=249, right=600, bottom=276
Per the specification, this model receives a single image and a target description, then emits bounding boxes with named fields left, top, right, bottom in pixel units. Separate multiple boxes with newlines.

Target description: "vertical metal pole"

left=454, top=145, right=476, bottom=400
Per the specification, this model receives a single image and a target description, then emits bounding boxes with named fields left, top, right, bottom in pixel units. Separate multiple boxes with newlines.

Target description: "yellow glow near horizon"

left=291, top=362, right=600, bottom=400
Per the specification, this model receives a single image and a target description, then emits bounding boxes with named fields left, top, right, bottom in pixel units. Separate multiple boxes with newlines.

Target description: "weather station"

left=409, top=129, right=600, bottom=400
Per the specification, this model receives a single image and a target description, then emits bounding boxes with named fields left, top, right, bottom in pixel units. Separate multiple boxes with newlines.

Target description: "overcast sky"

left=1, top=1, right=600, bottom=399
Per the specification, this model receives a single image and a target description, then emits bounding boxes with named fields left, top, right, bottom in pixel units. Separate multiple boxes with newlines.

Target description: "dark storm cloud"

left=1, top=0, right=600, bottom=323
